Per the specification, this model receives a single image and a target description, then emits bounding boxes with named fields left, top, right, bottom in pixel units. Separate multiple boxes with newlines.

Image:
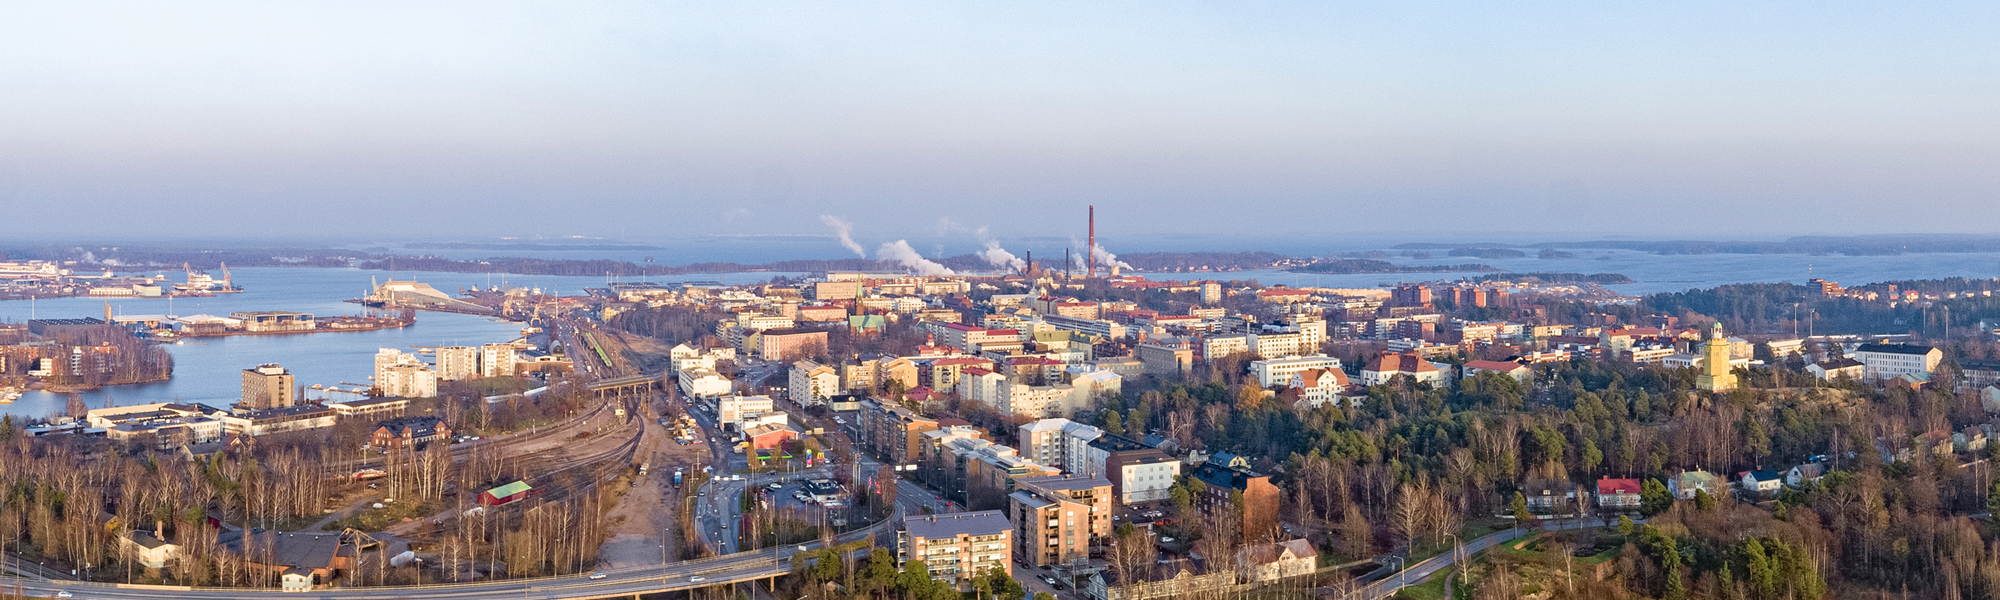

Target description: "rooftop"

left=902, top=510, right=1011, bottom=540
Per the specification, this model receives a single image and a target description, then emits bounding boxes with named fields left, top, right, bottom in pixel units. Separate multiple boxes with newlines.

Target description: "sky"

left=2, top=2, right=1998, bottom=250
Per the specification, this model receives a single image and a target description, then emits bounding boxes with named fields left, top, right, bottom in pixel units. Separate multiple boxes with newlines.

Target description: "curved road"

left=1352, top=517, right=1624, bottom=600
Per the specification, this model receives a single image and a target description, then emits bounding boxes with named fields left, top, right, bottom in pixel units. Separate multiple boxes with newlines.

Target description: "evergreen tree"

left=1743, top=537, right=1775, bottom=600
left=1617, top=515, right=1635, bottom=537
left=1641, top=478, right=1674, bottom=515
left=1511, top=491, right=1533, bottom=527
left=1694, top=489, right=1716, bottom=512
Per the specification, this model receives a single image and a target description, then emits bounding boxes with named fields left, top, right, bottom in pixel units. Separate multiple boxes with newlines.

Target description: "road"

left=0, top=524, right=889, bottom=600
left=1352, top=517, right=1624, bottom=600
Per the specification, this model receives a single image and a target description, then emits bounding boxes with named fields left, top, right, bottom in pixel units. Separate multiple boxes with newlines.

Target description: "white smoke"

left=819, top=215, right=866, bottom=258
left=974, top=227, right=1025, bottom=272
left=876, top=240, right=955, bottom=276
left=1091, top=244, right=1133, bottom=271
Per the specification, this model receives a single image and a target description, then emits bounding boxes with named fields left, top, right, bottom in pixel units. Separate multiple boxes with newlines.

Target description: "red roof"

left=984, top=329, right=1019, bottom=336
left=1365, top=353, right=1438, bottom=374
left=929, top=357, right=990, bottom=367
left=961, top=367, right=995, bottom=376
left=943, top=323, right=980, bottom=331
left=1293, top=368, right=1349, bottom=389
left=1257, top=289, right=1313, bottom=296
left=1464, top=360, right=1528, bottom=373
left=1597, top=478, right=1643, bottom=495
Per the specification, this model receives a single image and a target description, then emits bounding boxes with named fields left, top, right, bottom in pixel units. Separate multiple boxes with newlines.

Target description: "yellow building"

left=1695, top=323, right=1738, bottom=392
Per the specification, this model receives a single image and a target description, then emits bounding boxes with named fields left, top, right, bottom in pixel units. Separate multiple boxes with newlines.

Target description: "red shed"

left=478, top=481, right=533, bottom=506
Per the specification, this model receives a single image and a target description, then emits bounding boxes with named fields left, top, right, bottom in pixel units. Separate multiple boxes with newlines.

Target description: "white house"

left=1288, top=368, right=1351, bottom=409
left=1359, top=353, right=1445, bottom=387
left=1740, top=469, right=1784, bottom=494
left=1249, top=355, right=1342, bottom=388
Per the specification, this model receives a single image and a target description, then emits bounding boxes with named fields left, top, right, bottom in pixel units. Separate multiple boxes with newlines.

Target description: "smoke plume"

left=820, top=215, right=866, bottom=258
left=876, top=240, right=955, bottom=276
left=974, top=227, right=1025, bottom=272
left=1091, top=244, right=1133, bottom=271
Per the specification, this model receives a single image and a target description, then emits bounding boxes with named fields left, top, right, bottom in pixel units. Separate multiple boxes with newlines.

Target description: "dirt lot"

left=595, top=414, right=714, bottom=568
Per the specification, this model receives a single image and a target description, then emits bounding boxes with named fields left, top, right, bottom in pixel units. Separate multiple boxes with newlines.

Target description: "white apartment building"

left=996, top=383, right=1080, bottom=418
left=1018, top=418, right=1103, bottom=475
left=1203, top=335, right=1250, bottom=360
left=959, top=368, right=1008, bottom=407
left=789, top=360, right=840, bottom=405
left=1248, top=355, right=1342, bottom=388
left=378, top=363, right=439, bottom=398
left=435, top=346, right=479, bottom=381
left=375, top=348, right=423, bottom=385
left=678, top=367, right=733, bottom=399
left=1249, top=330, right=1309, bottom=359
left=899, top=511, right=1013, bottom=583
left=717, top=395, right=776, bottom=428
left=1854, top=343, right=1943, bottom=382
left=480, top=343, right=518, bottom=378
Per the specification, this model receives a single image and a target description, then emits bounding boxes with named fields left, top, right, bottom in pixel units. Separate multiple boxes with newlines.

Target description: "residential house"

left=1784, top=463, right=1825, bottom=488
left=1668, top=470, right=1724, bottom=500
left=1740, top=470, right=1784, bottom=495
left=1519, top=478, right=1581, bottom=514
left=1241, top=539, right=1318, bottom=582
left=1461, top=359, right=1532, bottom=385
left=1806, top=358, right=1865, bottom=381
left=1595, top=477, right=1642, bottom=511
left=1358, top=352, right=1445, bottom=386
left=1287, top=368, right=1351, bottom=409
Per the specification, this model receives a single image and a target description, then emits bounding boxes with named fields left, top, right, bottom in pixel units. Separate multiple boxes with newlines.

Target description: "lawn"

left=322, top=499, right=441, bottom=532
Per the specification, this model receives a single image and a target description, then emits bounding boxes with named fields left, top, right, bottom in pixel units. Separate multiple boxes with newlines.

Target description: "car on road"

left=56, top=592, right=73, bottom=599
left=767, top=483, right=783, bottom=490
left=689, top=576, right=706, bottom=583
left=1160, top=536, right=1175, bottom=543
left=589, top=572, right=607, bottom=580
left=1041, top=576, right=1058, bottom=585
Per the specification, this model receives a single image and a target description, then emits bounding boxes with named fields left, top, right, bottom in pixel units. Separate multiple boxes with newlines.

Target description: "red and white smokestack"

left=1088, top=205, right=1096, bottom=278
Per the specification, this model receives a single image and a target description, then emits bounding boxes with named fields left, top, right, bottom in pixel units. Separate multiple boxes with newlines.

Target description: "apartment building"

left=1009, top=475, right=1114, bottom=569
left=1854, top=343, right=1943, bottom=382
left=860, top=399, right=941, bottom=464
left=1189, top=462, right=1282, bottom=543
left=240, top=364, right=296, bottom=409
left=435, top=346, right=479, bottom=381
left=899, top=512, right=1013, bottom=584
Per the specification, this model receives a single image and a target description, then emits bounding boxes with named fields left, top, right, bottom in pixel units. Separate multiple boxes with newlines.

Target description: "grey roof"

left=228, top=530, right=343, bottom=570
left=902, top=510, right=1011, bottom=541
left=1856, top=343, right=1937, bottom=356
left=1015, top=474, right=1111, bottom=493
left=1087, top=433, right=1149, bottom=452
left=1010, top=490, right=1057, bottom=510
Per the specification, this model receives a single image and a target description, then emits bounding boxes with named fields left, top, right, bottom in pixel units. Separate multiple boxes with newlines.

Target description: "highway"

left=0, top=526, right=885, bottom=600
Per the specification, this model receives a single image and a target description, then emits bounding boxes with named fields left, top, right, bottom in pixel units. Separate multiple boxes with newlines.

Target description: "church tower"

left=1695, top=322, right=1738, bottom=392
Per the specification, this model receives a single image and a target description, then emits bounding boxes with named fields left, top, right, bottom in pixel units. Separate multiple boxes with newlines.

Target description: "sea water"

left=0, top=267, right=790, bottom=419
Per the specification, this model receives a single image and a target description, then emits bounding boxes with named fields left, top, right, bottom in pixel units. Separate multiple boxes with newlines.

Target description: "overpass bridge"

left=586, top=372, right=661, bottom=398
left=2, top=517, right=894, bottom=600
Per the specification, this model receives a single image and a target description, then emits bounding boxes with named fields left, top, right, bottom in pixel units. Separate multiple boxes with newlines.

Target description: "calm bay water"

left=0, top=267, right=787, bottom=419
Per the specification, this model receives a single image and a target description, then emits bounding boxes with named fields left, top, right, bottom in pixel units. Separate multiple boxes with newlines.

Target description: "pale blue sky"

left=2, top=2, right=1996, bottom=246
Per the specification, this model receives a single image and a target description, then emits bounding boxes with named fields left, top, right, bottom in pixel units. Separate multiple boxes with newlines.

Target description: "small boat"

left=0, top=388, right=21, bottom=404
